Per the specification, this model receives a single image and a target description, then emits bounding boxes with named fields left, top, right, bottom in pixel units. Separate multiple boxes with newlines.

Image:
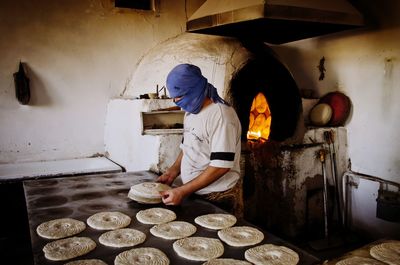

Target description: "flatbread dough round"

left=245, top=244, right=299, bottom=265
left=335, top=256, right=386, bottom=265
left=136, top=208, right=176, bottom=225
left=150, top=221, right=197, bottom=240
left=114, top=247, right=170, bottom=265
left=36, top=218, right=86, bottom=239
left=64, top=259, right=108, bottom=265
left=87, top=211, right=131, bottom=230
left=99, top=228, right=146, bottom=248
left=173, top=237, right=224, bottom=261
left=194, top=214, right=237, bottom=230
left=128, top=193, right=163, bottom=204
left=43, top=236, right=96, bottom=261
left=202, top=258, right=252, bottom=265
left=370, top=241, right=400, bottom=265
left=128, top=182, right=171, bottom=204
left=218, top=226, right=264, bottom=247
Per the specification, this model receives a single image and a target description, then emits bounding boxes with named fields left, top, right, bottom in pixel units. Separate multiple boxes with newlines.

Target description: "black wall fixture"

left=115, top=0, right=154, bottom=10
left=13, top=62, right=30, bottom=105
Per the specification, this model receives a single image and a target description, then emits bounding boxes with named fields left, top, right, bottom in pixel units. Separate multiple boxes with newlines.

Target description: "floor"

left=0, top=182, right=33, bottom=265
left=275, top=224, right=373, bottom=263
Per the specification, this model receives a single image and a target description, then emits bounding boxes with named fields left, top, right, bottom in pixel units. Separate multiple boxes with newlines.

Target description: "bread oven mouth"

left=229, top=42, right=301, bottom=144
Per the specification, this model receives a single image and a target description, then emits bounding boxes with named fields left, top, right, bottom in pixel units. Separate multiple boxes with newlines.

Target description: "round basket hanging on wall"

left=318, top=91, right=352, bottom=126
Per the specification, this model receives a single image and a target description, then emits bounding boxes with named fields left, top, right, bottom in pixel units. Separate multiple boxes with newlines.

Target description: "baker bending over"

left=157, top=63, right=243, bottom=217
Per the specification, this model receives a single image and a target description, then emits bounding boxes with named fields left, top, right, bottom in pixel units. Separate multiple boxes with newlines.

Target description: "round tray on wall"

left=319, top=92, right=352, bottom=126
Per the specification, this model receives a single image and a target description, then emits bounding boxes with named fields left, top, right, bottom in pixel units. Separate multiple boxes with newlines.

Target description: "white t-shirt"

left=180, top=102, right=242, bottom=195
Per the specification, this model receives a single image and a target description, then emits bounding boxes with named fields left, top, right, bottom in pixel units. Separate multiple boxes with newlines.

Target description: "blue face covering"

left=166, top=64, right=228, bottom=114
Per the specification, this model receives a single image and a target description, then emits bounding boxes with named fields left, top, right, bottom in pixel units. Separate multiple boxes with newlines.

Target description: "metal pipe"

left=341, top=170, right=400, bottom=228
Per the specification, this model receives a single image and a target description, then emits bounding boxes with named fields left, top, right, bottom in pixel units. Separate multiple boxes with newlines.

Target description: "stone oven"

left=106, top=34, right=349, bottom=239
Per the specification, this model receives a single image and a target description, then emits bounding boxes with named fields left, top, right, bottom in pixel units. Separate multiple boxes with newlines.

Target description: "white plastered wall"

left=271, top=0, right=400, bottom=238
left=0, top=0, right=187, bottom=163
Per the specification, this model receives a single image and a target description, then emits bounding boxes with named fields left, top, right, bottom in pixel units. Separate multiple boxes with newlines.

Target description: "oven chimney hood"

left=186, top=0, right=365, bottom=44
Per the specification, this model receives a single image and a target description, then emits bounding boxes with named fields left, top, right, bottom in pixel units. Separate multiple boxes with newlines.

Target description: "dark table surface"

left=23, top=171, right=320, bottom=265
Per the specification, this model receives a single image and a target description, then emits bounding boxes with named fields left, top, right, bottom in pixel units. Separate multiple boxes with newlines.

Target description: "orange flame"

left=247, top=92, right=271, bottom=141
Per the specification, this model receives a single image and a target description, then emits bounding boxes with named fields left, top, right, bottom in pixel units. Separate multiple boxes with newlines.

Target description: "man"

left=157, top=63, right=243, bottom=216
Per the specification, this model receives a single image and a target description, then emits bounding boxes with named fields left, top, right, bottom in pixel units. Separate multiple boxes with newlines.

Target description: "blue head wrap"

left=166, top=64, right=228, bottom=114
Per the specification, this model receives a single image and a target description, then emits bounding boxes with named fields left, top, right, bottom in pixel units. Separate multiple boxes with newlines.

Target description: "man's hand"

left=157, top=151, right=182, bottom=186
left=157, top=167, right=179, bottom=186
left=160, top=188, right=185, bottom=205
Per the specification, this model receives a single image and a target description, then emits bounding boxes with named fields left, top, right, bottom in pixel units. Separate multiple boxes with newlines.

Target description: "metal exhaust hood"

left=186, top=0, right=365, bottom=44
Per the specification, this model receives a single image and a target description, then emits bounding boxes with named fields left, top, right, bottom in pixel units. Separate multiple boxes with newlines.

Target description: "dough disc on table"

left=245, top=243, right=299, bottom=265
left=128, top=182, right=171, bottom=204
left=150, top=221, right=196, bottom=240
left=218, top=226, right=264, bottom=247
left=128, top=193, right=163, bottom=204
left=87, top=211, right=131, bottom=230
left=194, top=213, right=237, bottom=230
left=43, top=236, right=96, bottom=261
left=36, top=218, right=86, bottom=239
left=114, top=247, right=170, bottom=265
left=202, top=258, right=252, bottom=265
left=173, top=236, right=224, bottom=261
left=335, top=256, right=386, bottom=265
left=99, top=228, right=146, bottom=248
left=64, top=259, right=108, bottom=265
left=136, top=208, right=176, bottom=225
left=370, top=241, right=400, bottom=265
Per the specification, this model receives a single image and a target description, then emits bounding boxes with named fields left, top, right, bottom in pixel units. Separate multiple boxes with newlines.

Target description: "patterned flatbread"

left=128, top=182, right=171, bottom=204
left=245, top=244, right=299, bottom=265
left=99, top=228, right=146, bottom=248
left=87, top=211, right=131, bottom=230
left=43, top=237, right=96, bottom=261
left=128, top=193, right=162, bottom=204
left=194, top=214, right=237, bottom=230
left=173, top=237, right=224, bottom=261
left=136, top=208, right=176, bottom=225
left=64, top=259, right=107, bottom=265
left=370, top=241, right=400, bottom=265
left=36, top=218, right=86, bottom=239
left=218, top=226, right=264, bottom=247
left=335, top=256, right=386, bottom=265
left=114, top=247, right=169, bottom=265
left=202, top=258, right=252, bottom=265
left=150, top=221, right=197, bottom=240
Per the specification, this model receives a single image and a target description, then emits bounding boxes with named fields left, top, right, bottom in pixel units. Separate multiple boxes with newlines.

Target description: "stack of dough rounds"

left=370, top=241, right=400, bottom=265
left=128, top=182, right=171, bottom=204
left=99, top=228, right=146, bottom=248
left=136, top=207, right=176, bottom=224
left=42, top=236, right=96, bottom=261
left=64, top=259, right=108, bottom=265
left=202, top=258, right=252, bottom=265
left=218, top=226, right=264, bottom=247
left=87, top=211, right=131, bottom=230
left=173, top=237, right=224, bottom=261
left=36, top=218, right=86, bottom=239
left=115, top=247, right=170, bottom=265
left=335, top=256, right=386, bottom=265
left=194, top=213, right=237, bottom=230
left=245, top=244, right=299, bottom=265
left=150, top=221, right=197, bottom=240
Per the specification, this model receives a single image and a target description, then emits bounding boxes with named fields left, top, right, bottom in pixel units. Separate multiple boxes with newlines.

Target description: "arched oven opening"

left=229, top=44, right=301, bottom=143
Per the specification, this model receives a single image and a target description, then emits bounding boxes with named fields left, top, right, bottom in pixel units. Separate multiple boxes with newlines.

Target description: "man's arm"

left=160, top=165, right=229, bottom=205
